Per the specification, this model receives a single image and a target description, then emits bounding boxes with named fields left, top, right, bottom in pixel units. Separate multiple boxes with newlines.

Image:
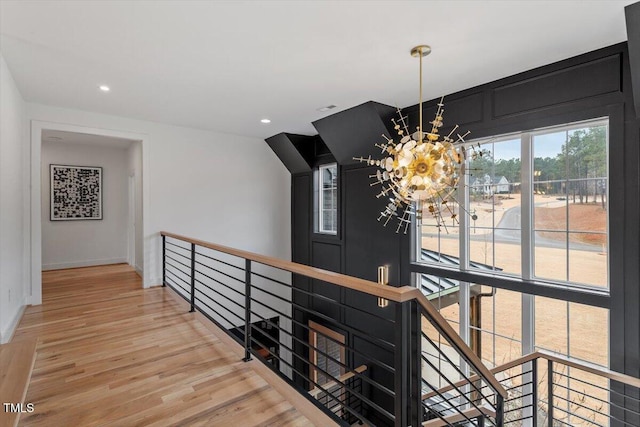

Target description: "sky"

left=475, top=125, right=607, bottom=161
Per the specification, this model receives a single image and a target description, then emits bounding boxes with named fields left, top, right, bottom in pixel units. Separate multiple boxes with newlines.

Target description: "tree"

left=558, top=127, right=607, bottom=204
left=533, top=156, right=562, bottom=194
left=495, top=158, right=521, bottom=186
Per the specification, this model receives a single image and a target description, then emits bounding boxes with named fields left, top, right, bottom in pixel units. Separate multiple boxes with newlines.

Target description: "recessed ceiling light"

left=99, top=85, right=110, bottom=92
left=260, top=119, right=271, bottom=124
left=317, top=105, right=337, bottom=112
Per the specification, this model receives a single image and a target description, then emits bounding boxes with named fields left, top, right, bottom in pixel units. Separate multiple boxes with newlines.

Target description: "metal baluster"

left=496, top=394, right=504, bottom=427
left=162, top=235, right=166, bottom=287
left=243, top=259, right=252, bottom=362
left=189, top=243, right=195, bottom=312
left=411, top=301, right=422, bottom=426
left=532, top=359, right=538, bottom=427
left=548, top=359, right=554, bottom=427
left=394, top=301, right=410, bottom=427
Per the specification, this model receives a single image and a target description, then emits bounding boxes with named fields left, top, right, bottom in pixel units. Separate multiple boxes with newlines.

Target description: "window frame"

left=308, top=320, right=346, bottom=387
left=415, top=117, right=610, bottom=295
left=527, top=120, right=609, bottom=290
left=315, top=163, right=338, bottom=235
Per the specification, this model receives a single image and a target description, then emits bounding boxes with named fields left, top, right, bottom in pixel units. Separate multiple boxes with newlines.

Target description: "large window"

left=468, top=137, right=522, bottom=277
left=418, top=118, right=609, bottom=291
left=308, top=321, right=348, bottom=417
left=316, top=163, right=338, bottom=235
left=415, top=117, right=610, bottom=370
left=309, top=321, right=345, bottom=387
left=471, top=286, right=522, bottom=367
left=531, top=125, right=608, bottom=288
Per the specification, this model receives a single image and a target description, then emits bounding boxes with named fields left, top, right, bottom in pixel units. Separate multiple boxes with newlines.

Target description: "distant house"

left=471, top=174, right=510, bottom=195
left=494, top=176, right=510, bottom=193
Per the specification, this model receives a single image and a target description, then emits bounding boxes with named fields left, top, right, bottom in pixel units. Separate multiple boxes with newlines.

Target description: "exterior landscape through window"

left=416, top=119, right=610, bottom=424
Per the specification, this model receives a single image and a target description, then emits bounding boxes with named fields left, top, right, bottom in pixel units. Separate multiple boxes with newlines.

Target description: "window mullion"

left=458, top=155, right=471, bottom=349
left=459, top=159, right=469, bottom=271
left=521, top=132, right=536, bottom=359
left=521, top=132, right=533, bottom=281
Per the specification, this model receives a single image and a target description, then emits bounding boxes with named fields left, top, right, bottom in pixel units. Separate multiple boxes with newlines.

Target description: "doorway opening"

left=30, top=121, right=148, bottom=305
left=40, top=130, right=142, bottom=275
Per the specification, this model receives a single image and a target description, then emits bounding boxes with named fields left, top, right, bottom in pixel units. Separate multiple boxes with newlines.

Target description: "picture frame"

left=50, top=164, right=103, bottom=221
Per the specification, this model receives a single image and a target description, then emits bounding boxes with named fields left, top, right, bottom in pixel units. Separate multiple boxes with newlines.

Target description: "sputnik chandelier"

left=354, top=45, right=479, bottom=234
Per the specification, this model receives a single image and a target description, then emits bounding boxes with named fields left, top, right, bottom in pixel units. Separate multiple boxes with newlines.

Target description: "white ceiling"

left=42, top=129, right=136, bottom=149
left=0, top=1, right=635, bottom=139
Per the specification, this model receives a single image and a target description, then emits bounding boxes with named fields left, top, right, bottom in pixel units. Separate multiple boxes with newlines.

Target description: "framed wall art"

left=50, top=164, right=103, bottom=221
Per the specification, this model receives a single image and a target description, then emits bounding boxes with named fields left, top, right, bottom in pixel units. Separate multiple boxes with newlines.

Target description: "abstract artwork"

left=50, top=164, right=102, bottom=220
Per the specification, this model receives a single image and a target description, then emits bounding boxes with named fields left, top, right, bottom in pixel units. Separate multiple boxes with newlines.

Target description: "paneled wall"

left=272, top=42, right=639, bottom=424
left=398, top=44, right=638, bottom=384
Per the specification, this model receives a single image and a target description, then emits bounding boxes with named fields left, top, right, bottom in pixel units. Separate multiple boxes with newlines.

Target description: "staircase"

left=161, top=232, right=505, bottom=426
left=423, top=406, right=496, bottom=427
left=160, top=232, right=640, bottom=427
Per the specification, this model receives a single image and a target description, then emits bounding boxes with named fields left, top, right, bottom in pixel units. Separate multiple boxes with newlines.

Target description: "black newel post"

left=189, top=243, right=195, bottom=312
left=243, top=259, right=252, bottom=362
left=162, top=235, right=166, bottom=287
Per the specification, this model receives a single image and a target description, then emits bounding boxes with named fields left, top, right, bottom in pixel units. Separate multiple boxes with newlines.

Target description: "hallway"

left=12, top=264, right=313, bottom=426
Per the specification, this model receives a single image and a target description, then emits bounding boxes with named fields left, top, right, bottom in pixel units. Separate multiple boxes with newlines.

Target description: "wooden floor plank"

left=12, top=264, right=318, bottom=427
left=0, top=340, right=37, bottom=427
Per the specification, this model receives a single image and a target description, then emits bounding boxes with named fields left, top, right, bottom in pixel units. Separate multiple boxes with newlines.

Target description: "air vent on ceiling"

left=317, top=105, right=337, bottom=112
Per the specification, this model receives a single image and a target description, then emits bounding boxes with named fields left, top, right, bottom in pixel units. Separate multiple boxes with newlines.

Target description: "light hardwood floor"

left=12, top=264, right=315, bottom=427
left=0, top=339, right=37, bottom=427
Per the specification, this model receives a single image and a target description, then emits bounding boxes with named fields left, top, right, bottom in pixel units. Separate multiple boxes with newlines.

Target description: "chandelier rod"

left=410, top=45, right=431, bottom=144
left=419, top=47, right=423, bottom=144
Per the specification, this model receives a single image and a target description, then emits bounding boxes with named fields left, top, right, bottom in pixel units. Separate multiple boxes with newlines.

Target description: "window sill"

left=410, top=262, right=610, bottom=308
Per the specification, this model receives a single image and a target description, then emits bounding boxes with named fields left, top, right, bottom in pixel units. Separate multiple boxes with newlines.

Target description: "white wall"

left=127, top=142, right=143, bottom=276
left=28, top=103, right=291, bottom=292
left=0, top=54, right=28, bottom=343
left=41, top=142, right=129, bottom=270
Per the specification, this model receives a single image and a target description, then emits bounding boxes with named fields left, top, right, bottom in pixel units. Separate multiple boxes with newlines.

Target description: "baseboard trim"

left=134, top=265, right=143, bottom=278
left=144, top=277, right=162, bottom=288
left=42, top=258, right=128, bottom=271
left=0, top=303, right=27, bottom=344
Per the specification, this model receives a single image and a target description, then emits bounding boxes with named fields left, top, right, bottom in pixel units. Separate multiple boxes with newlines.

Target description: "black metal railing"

left=420, top=312, right=505, bottom=427
left=160, top=232, right=506, bottom=426
left=539, top=354, right=640, bottom=427
left=424, top=349, right=640, bottom=427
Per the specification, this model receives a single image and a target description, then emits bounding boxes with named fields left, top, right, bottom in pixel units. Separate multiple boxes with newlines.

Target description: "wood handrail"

left=422, top=405, right=496, bottom=427
left=412, top=289, right=507, bottom=398
left=161, top=231, right=506, bottom=399
left=308, top=365, right=368, bottom=398
left=422, top=352, right=541, bottom=401
left=161, top=231, right=417, bottom=303
left=423, top=349, right=640, bottom=401
left=536, top=349, right=640, bottom=388
left=486, top=349, right=640, bottom=388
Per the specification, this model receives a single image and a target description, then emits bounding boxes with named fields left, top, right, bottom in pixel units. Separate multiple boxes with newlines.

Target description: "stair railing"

left=424, top=349, right=640, bottom=427
left=160, top=231, right=506, bottom=426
